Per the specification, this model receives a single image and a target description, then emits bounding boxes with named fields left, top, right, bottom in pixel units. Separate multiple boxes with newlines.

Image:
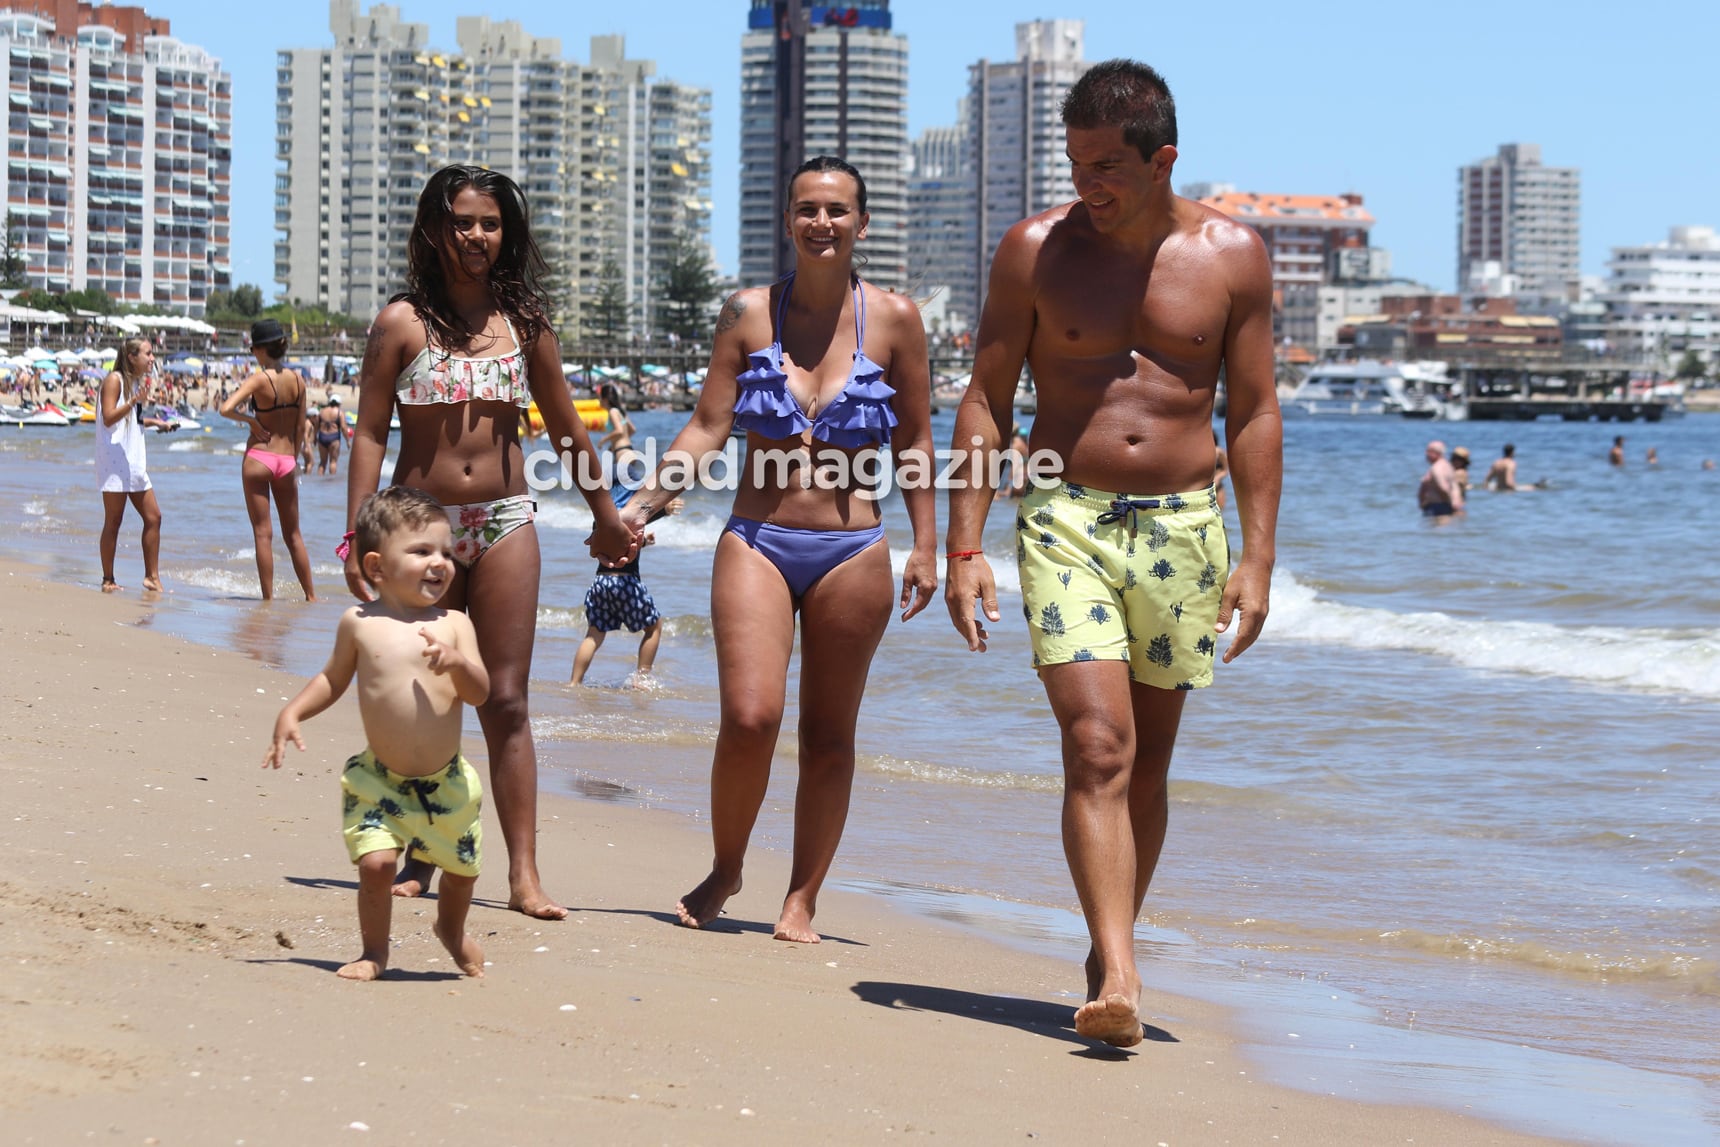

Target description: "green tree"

left=590, top=259, right=629, bottom=344
left=13, top=287, right=63, bottom=312
left=658, top=231, right=718, bottom=342
left=0, top=211, right=27, bottom=289
left=1674, top=349, right=1707, bottom=381
left=231, top=284, right=263, bottom=316
left=62, top=287, right=115, bottom=314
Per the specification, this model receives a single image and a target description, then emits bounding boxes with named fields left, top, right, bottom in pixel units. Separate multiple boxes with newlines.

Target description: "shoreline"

left=0, top=556, right=1573, bottom=1145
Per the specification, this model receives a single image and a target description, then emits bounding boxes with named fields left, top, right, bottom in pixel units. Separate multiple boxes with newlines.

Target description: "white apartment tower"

left=739, top=0, right=908, bottom=290
left=1, top=0, right=230, bottom=313
left=1457, top=142, right=1580, bottom=306
left=277, top=5, right=710, bottom=332
left=968, top=19, right=1087, bottom=316
left=1597, top=225, right=1720, bottom=369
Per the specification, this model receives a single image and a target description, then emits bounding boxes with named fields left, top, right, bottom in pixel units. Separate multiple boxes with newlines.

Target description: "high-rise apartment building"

left=1457, top=143, right=1580, bottom=306
left=967, top=19, right=1086, bottom=319
left=276, top=4, right=709, bottom=334
left=1, top=0, right=230, bottom=313
left=907, top=121, right=972, bottom=333
left=738, top=0, right=907, bottom=290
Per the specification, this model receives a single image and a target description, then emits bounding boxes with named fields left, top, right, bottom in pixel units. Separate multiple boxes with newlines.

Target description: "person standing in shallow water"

left=220, top=318, right=317, bottom=601
left=620, top=155, right=938, bottom=942
left=943, top=61, right=1282, bottom=1047
left=96, top=336, right=175, bottom=592
left=344, top=164, right=635, bottom=920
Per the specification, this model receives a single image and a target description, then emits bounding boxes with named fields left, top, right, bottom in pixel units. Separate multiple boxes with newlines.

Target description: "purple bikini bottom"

left=724, top=515, right=885, bottom=598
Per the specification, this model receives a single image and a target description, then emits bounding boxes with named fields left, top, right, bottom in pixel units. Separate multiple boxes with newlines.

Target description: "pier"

left=1457, top=362, right=1683, bottom=422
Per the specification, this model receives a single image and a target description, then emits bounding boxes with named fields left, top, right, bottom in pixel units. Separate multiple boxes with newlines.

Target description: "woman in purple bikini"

left=622, top=155, right=937, bottom=942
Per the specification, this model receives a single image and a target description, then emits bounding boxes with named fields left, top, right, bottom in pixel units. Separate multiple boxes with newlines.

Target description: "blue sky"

left=152, top=0, right=1716, bottom=299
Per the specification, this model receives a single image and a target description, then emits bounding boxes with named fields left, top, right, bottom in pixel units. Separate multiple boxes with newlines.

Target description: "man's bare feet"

left=508, top=876, right=568, bottom=921
left=391, top=856, right=433, bottom=899
left=675, top=871, right=740, bottom=928
left=336, top=956, right=386, bottom=981
left=773, top=894, right=819, bottom=943
left=101, top=578, right=121, bottom=594
left=1074, top=994, right=1143, bottom=1047
left=434, top=920, right=485, bottom=977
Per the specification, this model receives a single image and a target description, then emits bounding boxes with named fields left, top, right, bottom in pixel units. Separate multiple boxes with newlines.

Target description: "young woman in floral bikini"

left=343, top=165, right=634, bottom=918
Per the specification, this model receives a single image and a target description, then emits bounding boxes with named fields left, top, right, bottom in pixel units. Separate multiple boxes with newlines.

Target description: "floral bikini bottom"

left=446, top=493, right=536, bottom=568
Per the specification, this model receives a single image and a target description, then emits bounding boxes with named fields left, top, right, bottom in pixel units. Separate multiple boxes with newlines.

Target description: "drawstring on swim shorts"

left=406, top=778, right=440, bottom=823
left=1096, top=497, right=1162, bottom=535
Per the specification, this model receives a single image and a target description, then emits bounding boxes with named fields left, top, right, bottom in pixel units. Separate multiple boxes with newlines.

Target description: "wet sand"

left=0, top=558, right=1570, bottom=1145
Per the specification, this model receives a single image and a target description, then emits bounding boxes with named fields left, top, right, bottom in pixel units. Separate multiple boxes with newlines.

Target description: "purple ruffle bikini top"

left=731, top=274, right=897, bottom=447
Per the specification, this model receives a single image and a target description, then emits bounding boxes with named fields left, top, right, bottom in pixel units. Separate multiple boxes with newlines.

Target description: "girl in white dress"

left=96, top=337, right=173, bottom=592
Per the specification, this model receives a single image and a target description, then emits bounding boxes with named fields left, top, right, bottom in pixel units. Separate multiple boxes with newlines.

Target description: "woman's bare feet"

left=1074, top=994, right=1143, bottom=1048
left=773, top=894, right=819, bottom=943
left=675, top=871, right=741, bottom=928
left=434, top=920, right=486, bottom=977
left=141, top=575, right=163, bottom=592
left=336, top=955, right=387, bottom=982
left=101, top=578, right=121, bottom=594
left=391, top=856, right=433, bottom=899
left=508, top=875, right=568, bottom=921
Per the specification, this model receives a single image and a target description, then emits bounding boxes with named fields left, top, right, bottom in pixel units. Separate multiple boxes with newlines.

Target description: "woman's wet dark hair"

left=1060, top=59, right=1178, bottom=162
left=787, top=155, right=867, bottom=215
left=395, top=164, right=552, bottom=349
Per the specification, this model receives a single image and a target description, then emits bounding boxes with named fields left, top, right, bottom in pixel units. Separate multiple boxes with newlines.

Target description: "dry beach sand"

left=0, top=559, right=1571, bottom=1145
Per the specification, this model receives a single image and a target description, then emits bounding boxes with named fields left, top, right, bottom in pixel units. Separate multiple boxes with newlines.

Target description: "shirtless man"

left=1485, top=443, right=1524, bottom=491
left=944, top=60, right=1281, bottom=1048
left=1608, top=435, right=1625, bottom=467
left=1419, top=440, right=1464, bottom=517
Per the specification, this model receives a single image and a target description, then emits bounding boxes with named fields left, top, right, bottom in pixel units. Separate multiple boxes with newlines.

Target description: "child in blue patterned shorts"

left=264, top=487, right=491, bottom=982
left=570, top=485, right=683, bottom=688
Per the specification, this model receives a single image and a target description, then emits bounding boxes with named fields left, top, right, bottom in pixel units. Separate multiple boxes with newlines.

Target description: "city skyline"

left=145, top=0, right=1716, bottom=302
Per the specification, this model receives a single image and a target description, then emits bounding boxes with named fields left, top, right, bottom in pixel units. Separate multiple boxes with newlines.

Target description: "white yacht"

left=1283, top=360, right=1466, bottom=420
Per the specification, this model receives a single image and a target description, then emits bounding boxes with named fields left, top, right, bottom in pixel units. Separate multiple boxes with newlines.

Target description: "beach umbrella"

left=23, top=345, right=51, bottom=360
left=78, top=347, right=105, bottom=361
left=54, top=349, right=83, bottom=365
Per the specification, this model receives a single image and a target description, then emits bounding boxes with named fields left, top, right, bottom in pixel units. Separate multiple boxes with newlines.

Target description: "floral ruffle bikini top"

left=395, top=316, right=530, bottom=408
left=731, top=274, right=897, bottom=447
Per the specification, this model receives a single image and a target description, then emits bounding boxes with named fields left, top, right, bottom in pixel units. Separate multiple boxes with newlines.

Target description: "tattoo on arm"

left=715, top=293, right=746, bottom=334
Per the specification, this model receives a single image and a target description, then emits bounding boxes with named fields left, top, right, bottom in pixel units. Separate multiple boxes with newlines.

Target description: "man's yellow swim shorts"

left=340, top=749, right=482, bottom=876
left=1016, top=481, right=1229, bottom=689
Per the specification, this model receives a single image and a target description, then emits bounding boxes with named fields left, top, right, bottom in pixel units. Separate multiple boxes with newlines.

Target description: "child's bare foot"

left=336, top=956, right=387, bottom=981
left=434, top=921, right=485, bottom=977
left=101, top=578, right=121, bottom=594
left=392, top=857, right=433, bottom=898
left=773, top=896, right=820, bottom=944
left=675, top=871, right=740, bottom=928
left=1074, top=993, right=1143, bottom=1047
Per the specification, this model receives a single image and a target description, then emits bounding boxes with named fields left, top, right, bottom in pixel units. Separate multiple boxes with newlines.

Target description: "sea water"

left=3, top=410, right=1716, bottom=1144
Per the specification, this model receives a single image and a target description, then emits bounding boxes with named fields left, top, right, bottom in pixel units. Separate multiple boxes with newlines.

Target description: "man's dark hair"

left=1502, top=444, right=1515, bottom=458
left=1060, top=59, right=1178, bottom=161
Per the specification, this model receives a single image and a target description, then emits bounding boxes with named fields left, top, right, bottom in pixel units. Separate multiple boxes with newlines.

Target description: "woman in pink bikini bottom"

left=219, top=318, right=317, bottom=601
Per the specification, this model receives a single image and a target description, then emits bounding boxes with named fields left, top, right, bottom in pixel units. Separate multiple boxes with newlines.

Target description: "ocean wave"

left=1273, top=569, right=1720, bottom=698
left=861, top=753, right=1064, bottom=792
left=170, top=565, right=267, bottom=596
left=531, top=712, right=715, bottom=748
left=1368, top=926, right=1720, bottom=994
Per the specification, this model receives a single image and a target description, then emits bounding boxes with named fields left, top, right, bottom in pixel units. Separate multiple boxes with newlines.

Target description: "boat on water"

left=1282, top=359, right=1465, bottom=420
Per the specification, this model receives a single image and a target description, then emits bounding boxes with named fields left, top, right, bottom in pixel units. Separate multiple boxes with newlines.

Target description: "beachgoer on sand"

left=265, top=487, right=490, bottom=981
left=943, top=60, right=1282, bottom=1048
